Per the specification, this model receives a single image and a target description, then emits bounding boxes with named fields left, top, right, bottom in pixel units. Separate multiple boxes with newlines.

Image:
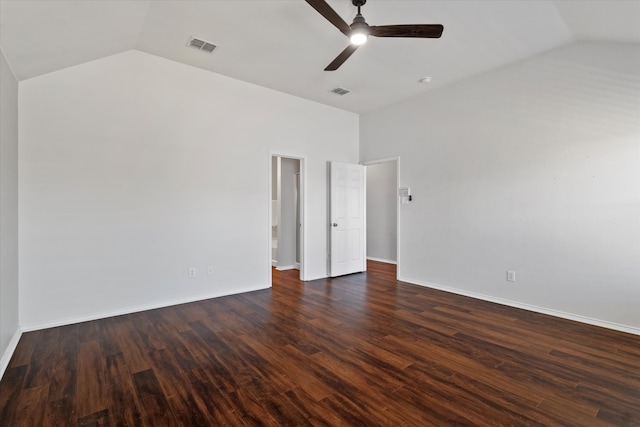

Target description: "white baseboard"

left=275, top=265, right=296, bottom=271
left=20, top=284, right=271, bottom=333
left=398, top=275, right=640, bottom=336
left=271, top=260, right=277, bottom=267
left=302, top=274, right=328, bottom=282
left=0, top=328, right=22, bottom=381
left=367, top=257, right=397, bottom=265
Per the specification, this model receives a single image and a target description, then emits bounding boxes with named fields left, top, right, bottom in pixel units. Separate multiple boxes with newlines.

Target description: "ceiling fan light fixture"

left=349, top=11, right=369, bottom=45
left=350, top=31, right=368, bottom=45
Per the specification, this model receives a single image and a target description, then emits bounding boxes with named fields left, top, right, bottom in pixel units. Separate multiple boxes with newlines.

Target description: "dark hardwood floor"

left=1, top=261, right=639, bottom=426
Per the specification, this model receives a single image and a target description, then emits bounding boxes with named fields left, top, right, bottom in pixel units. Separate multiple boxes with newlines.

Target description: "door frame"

left=362, top=156, right=400, bottom=280
left=269, top=152, right=306, bottom=283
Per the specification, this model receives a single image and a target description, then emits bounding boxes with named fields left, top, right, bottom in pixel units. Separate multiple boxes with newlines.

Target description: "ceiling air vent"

left=187, top=37, right=217, bottom=53
left=330, top=87, right=351, bottom=96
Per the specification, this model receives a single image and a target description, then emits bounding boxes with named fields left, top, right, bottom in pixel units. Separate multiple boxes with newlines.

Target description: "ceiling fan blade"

left=370, top=24, right=444, bottom=38
left=325, top=44, right=359, bottom=71
left=305, top=0, right=351, bottom=35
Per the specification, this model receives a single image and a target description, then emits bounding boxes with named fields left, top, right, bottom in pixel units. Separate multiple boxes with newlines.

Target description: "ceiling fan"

left=305, top=0, right=444, bottom=71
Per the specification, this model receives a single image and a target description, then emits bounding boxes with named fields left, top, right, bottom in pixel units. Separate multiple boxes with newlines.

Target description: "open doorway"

left=364, top=158, right=399, bottom=272
left=270, top=155, right=304, bottom=281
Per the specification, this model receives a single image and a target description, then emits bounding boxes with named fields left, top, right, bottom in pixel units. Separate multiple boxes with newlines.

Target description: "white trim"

left=295, top=262, right=300, bottom=269
left=363, top=165, right=367, bottom=273
left=303, top=274, right=328, bottom=282
left=395, top=157, right=401, bottom=281
left=271, top=260, right=277, bottom=267
left=276, top=265, right=296, bottom=271
left=0, top=329, right=22, bottom=381
left=367, top=257, right=397, bottom=265
left=398, top=275, right=640, bottom=336
left=20, top=284, right=270, bottom=333
left=361, top=157, right=399, bottom=166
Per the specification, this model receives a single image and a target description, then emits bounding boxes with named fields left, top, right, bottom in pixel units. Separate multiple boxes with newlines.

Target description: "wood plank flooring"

left=1, top=261, right=639, bottom=426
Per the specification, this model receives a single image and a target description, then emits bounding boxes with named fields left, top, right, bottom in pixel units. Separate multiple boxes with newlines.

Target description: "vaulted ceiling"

left=1, top=0, right=639, bottom=113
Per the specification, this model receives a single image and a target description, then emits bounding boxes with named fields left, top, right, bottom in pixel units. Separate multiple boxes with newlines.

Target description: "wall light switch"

left=399, top=187, right=412, bottom=204
left=399, top=187, right=411, bottom=197
left=507, top=270, right=516, bottom=282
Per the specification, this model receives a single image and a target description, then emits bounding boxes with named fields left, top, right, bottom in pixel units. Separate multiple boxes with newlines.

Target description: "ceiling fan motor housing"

left=351, top=13, right=369, bottom=30
left=352, top=0, right=366, bottom=6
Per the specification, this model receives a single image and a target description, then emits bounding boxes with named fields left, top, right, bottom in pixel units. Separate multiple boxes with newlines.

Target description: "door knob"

left=332, top=223, right=338, bottom=227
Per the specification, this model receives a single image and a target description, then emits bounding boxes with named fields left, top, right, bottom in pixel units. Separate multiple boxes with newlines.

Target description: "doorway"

left=364, top=158, right=399, bottom=273
left=270, top=155, right=304, bottom=281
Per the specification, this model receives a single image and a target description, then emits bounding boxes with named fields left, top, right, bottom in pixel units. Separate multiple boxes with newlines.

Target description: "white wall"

left=19, top=50, right=358, bottom=329
left=360, top=42, right=640, bottom=333
left=277, top=158, right=300, bottom=269
left=366, top=161, right=397, bottom=263
left=0, top=49, right=20, bottom=376
left=271, top=156, right=278, bottom=200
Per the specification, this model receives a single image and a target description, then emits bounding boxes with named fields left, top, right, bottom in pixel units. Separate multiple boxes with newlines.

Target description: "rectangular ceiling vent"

left=330, top=87, right=351, bottom=96
left=187, top=37, right=217, bottom=53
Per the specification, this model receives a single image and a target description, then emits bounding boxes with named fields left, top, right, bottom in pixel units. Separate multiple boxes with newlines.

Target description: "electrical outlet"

left=208, top=266, right=214, bottom=275
left=189, top=267, right=197, bottom=278
left=507, top=270, right=516, bottom=282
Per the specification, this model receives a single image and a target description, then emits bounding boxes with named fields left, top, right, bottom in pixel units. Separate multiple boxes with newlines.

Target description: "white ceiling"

left=1, top=0, right=639, bottom=113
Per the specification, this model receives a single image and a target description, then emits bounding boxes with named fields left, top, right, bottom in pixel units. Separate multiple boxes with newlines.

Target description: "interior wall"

left=271, top=156, right=278, bottom=197
left=360, top=42, right=640, bottom=332
left=271, top=156, right=278, bottom=264
left=0, top=49, right=20, bottom=375
left=366, top=161, right=397, bottom=263
left=276, top=158, right=300, bottom=269
left=19, top=50, right=358, bottom=329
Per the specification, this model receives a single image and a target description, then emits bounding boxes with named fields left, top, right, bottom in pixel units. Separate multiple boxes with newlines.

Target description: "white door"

left=329, top=161, right=366, bottom=277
